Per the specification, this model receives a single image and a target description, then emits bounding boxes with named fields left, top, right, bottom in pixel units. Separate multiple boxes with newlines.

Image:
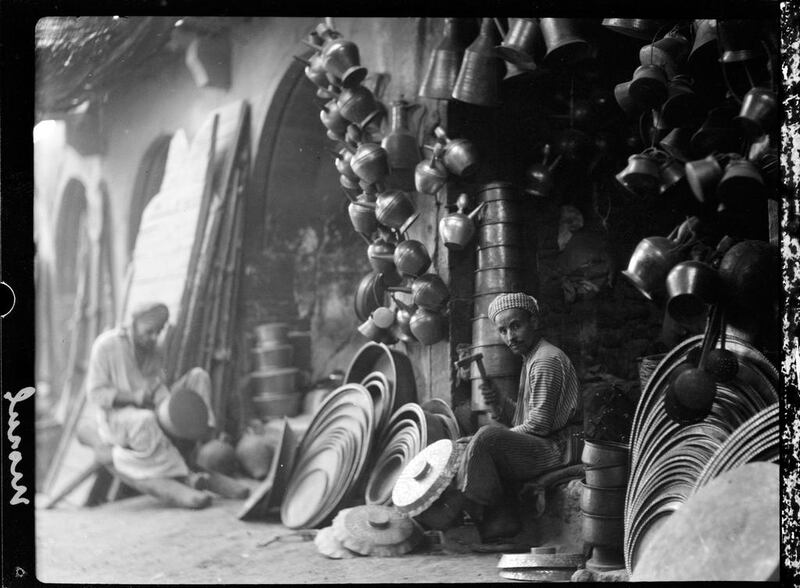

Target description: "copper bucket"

left=685, top=154, right=724, bottom=204
left=540, top=18, right=592, bottom=67
left=639, top=33, right=691, bottom=79
left=419, top=18, right=469, bottom=100
left=477, top=244, right=525, bottom=269
left=717, top=19, right=764, bottom=63
left=471, top=314, right=503, bottom=346
left=452, top=17, right=506, bottom=107
left=716, top=158, right=765, bottom=205
left=337, top=85, right=379, bottom=125
left=660, top=75, right=703, bottom=128
left=665, top=260, right=721, bottom=325
left=474, top=267, right=525, bottom=294
left=629, top=64, right=668, bottom=109
left=477, top=181, right=519, bottom=203
left=477, top=222, right=524, bottom=248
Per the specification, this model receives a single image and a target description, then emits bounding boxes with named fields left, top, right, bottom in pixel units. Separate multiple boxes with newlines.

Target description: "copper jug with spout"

left=415, top=143, right=449, bottom=195
left=439, top=193, right=486, bottom=251
left=382, top=99, right=422, bottom=191
left=451, top=17, right=506, bottom=107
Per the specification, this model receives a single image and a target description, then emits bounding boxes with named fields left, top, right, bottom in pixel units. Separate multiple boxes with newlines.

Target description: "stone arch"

left=127, top=133, right=172, bottom=254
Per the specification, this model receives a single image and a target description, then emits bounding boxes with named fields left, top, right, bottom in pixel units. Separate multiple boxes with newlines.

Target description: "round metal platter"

left=361, top=371, right=393, bottom=435
left=497, top=552, right=585, bottom=569
left=498, top=568, right=576, bottom=582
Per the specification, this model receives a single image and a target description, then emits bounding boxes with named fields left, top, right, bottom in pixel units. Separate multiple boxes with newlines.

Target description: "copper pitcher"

left=629, top=64, right=668, bottom=109
left=391, top=295, right=418, bottom=344
left=685, top=153, right=725, bottom=203
left=434, top=126, right=479, bottom=177
left=348, top=199, right=378, bottom=236
left=294, top=53, right=329, bottom=90
left=451, top=17, right=506, bottom=107
left=319, top=34, right=367, bottom=89
left=337, top=84, right=380, bottom=126
left=660, top=75, right=703, bottom=128
left=615, top=150, right=664, bottom=198
left=415, top=143, right=448, bottom=195
left=439, top=193, right=486, bottom=251
left=381, top=100, right=422, bottom=173
left=524, top=144, right=562, bottom=198
left=351, top=142, right=390, bottom=186
left=320, top=99, right=349, bottom=137
left=622, top=228, right=694, bottom=301
left=540, top=18, right=592, bottom=68
left=335, top=147, right=360, bottom=182
left=375, top=189, right=419, bottom=234
left=494, top=17, right=542, bottom=68
left=716, top=158, right=765, bottom=205
left=614, top=80, right=642, bottom=117
left=419, top=18, right=469, bottom=100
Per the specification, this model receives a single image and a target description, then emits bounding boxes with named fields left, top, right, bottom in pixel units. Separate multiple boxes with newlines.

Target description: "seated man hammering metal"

left=455, top=292, right=583, bottom=544
left=86, top=301, right=234, bottom=508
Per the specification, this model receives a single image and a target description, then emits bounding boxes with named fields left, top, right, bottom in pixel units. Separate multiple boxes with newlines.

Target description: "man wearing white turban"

left=455, top=292, right=583, bottom=544
left=85, top=301, right=218, bottom=508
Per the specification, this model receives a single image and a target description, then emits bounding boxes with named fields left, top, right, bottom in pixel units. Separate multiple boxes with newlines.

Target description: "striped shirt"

left=499, top=338, right=581, bottom=437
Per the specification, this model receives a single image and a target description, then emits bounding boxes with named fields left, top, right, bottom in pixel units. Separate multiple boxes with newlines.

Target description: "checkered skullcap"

left=131, top=301, right=169, bottom=329
left=487, top=292, right=540, bottom=323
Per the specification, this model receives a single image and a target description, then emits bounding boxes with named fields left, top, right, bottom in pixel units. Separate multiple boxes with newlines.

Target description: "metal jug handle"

left=493, top=17, right=508, bottom=40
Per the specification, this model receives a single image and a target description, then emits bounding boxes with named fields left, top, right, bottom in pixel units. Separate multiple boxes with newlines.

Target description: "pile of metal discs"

left=624, top=333, right=779, bottom=574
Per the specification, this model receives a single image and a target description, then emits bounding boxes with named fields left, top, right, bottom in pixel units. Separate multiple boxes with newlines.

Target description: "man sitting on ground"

left=455, top=292, right=583, bottom=545
left=86, top=301, right=224, bottom=508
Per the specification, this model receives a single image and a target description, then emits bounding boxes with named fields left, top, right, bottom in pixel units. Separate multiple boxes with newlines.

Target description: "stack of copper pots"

left=581, top=440, right=629, bottom=573
left=470, top=182, right=524, bottom=418
left=250, top=323, right=302, bottom=419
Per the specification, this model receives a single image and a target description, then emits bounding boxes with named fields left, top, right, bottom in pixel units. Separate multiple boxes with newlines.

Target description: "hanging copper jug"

left=415, top=143, right=449, bottom=196
left=337, top=84, right=380, bottom=126
left=434, top=127, right=480, bottom=177
left=540, top=18, right=592, bottom=68
left=382, top=99, right=422, bottom=172
left=451, top=17, right=506, bottom=107
left=639, top=31, right=691, bottom=79
left=734, top=87, right=778, bottom=139
left=658, top=127, right=693, bottom=162
left=523, top=144, right=562, bottom=198
left=660, top=75, right=703, bottom=128
left=438, top=193, right=486, bottom=251
left=393, top=239, right=432, bottom=277
left=319, top=32, right=368, bottom=89
left=494, top=18, right=542, bottom=68
left=391, top=296, right=418, bottom=343
left=375, top=189, right=419, bottom=234
left=409, top=307, right=448, bottom=345
left=367, top=238, right=397, bottom=275
left=689, top=19, right=718, bottom=69
left=320, top=99, right=349, bottom=137
left=419, top=18, right=470, bottom=100
left=690, top=103, right=741, bottom=156
left=629, top=64, right=668, bottom=109
left=294, top=53, right=329, bottom=90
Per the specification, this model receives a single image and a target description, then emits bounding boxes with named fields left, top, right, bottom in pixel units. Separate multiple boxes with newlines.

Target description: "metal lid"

left=332, top=505, right=422, bottom=556
left=498, top=551, right=585, bottom=569
left=391, top=439, right=462, bottom=516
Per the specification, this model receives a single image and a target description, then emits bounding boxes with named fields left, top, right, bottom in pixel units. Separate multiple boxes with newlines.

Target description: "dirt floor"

left=35, top=488, right=518, bottom=584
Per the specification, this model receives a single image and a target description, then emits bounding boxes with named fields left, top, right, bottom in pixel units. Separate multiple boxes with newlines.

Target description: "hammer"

left=453, top=353, right=494, bottom=415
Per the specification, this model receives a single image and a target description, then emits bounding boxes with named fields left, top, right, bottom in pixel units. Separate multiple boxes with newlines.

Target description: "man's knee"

left=471, top=424, right=509, bottom=449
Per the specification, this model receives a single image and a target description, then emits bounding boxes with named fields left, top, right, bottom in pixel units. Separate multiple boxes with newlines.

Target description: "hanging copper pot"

left=666, top=260, right=722, bottom=325
left=409, top=307, right=448, bottom=346
left=615, top=151, right=663, bottom=198
left=368, top=238, right=397, bottom=274
left=349, top=199, right=378, bottom=235
left=602, top=19, right=669, bottom=40
left=382, top=100, right=422, bottom=173
left=336, top=147, right=360, bottom=182
left=685, top=153, right=725, bottom=203
left=539, top=18, right=592, bottom=68
left=660, top=75, right=704, bottom=128
left=734, top=87, right=778, bottom=139
left=319, top=34, right=368, bottom=89
left=614, top=80, right=642, bottom=117
left=658, top=127, right=694, bottom=162
left=393, top=239, right=431, bottom=278
left=351, top=142, right=391, bottom=186
left=320, top=99, right=350, bottom=138
left=629, top=64, right=668, bottom=109
left=658, top=155, right=687, bottom=194
left=375, top=189, right=419, bottom=233
left=622, top=233, right=691, bottom=301
left=524, top=144, right=562, bottom=198
left=390, top=274, right=450, bottom=311
left=451, top=17, right=506, bottom=107
left=414, top=144, right=449, bottom=196
left=690, top=104, right=741, bottom=156
left=295, top=53, right=329, bottom=89
left=337, top=85, right=379, bottom=125
left=419, top=18, right=469, bottom=100
left=354, top=271, right=388, bottom=322
left=434, top=127, right=479, bottom=177
left=717, top=19, right=764, bottom=63
left=639, top=32, right=691, bottom=79
left=689, top=19, right=718, bottom=68
left=494, top=17, right=542, bottom=68
left=716, top=158, right=765, bottom=205
left=439, top=194, right=486, bottom=251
